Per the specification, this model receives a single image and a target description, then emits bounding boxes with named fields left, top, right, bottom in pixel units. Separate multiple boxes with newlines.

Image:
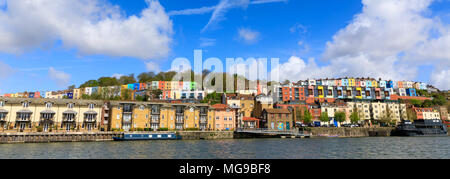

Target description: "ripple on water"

left=0, top=137, right=449, bottom=159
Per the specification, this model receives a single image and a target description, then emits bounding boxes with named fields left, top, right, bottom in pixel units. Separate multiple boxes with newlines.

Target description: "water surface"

left=1, top=137, right=449, bottom=159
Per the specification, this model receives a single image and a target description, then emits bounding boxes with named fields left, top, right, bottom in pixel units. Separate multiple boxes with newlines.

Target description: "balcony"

left=16, top=118, right=31, bottom=122
left=84, top=119, right=97, bottom=123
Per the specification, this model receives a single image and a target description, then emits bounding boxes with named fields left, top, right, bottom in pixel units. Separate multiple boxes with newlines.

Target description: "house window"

left=22, top=102, right=29, bottom=108
left=46, top=102, right=52, bottom=108
left=88, top=104, right=94, bottom=109
left=68, top=103, right=74, bottom=109
left=0, top=101, right=3, bottom=107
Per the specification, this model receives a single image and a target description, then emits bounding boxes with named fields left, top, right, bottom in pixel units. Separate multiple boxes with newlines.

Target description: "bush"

left=135, top=128, right=144, bottom=131
left=185, top=128, right=199, bottom=131
left=36, top=126, right=43, bottom=132
left=158, top=128, right=169, bottom=131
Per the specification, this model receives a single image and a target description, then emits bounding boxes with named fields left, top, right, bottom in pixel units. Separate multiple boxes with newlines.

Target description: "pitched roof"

left=211, top=104, right=229, bottom=109
left=264, top=108, right=291, bottom=114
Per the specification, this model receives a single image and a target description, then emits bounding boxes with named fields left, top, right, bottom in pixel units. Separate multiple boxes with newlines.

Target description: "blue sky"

left=0, top=0, right=450, bottom=94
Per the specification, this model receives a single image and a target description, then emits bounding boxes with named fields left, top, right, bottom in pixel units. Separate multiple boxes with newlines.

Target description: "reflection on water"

left=0, top=137, right=449, bottom=159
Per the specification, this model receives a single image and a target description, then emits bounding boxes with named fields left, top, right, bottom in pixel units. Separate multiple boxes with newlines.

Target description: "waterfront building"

left=243, top=117, right=260, bottom=129
left=211, top=104, right=235, bottom=131
left=261, top=108, right=293, bottom=130
left=321, top=102, right=352, bottom=126
left=109, top=102, right=213, bottom=131
left=413, top=107, right=441, bottom=120
left=254, top=94, right=274, bottom=118
left=0, top=97, right=102, bottom=133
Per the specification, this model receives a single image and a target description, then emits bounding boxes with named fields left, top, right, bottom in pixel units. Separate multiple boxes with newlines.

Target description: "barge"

left=113, top=133, right=181, bottom=141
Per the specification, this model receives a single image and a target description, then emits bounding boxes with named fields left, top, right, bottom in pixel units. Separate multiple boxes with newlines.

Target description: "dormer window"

left=68, top=103, right=74, bottom=109
left=88, top=104, right=94, bottom=109
left=46, top=102, right=52, bottom=108
left=22, top=102, right=30, bottom=108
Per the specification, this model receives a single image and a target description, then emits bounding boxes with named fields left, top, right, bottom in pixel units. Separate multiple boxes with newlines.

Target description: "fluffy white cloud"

left=238, top=28, right=260, bottom=44
left=430, top=69, right=450, bottom=90
left=48, top=67, right=71, bottom=87
left=145, top=61, right=161, bottom=73
left=270, top=0, right=450, bottom=90
left=0, top=0, right=173, bottom=60
left=0, top=61, right=15, bottom=79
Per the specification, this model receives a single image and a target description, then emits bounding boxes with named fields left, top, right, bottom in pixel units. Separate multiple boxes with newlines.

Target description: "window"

left=22, top=102, right=29, bottom=108
left=45, top=102, right=52, bottom=108
left=88, top=104, right=94, bottom=109
left=68, top=103, right=74, bottom=109
left=139, top=105, right=145, bottom=110
left=0, top=101, right=3, bottom=107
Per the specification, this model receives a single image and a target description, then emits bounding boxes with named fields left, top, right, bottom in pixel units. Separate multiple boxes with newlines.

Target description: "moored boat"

left=391, top=120, right=448, bottom=136
left=113, top=133, right=181, bottom=141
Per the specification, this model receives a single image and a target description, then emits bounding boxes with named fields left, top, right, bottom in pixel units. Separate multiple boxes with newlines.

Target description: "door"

left=43, top=123, right=49, bottom=132
left=66, top=124, right=70, bottom=131
left=19, top=123, right=26, bottom=132
left=286, top=122, right=290, bottom=130
left=86, top=124, right=92, bottom=131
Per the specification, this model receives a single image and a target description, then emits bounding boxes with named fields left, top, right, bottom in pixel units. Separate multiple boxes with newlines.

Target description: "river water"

left=0, top=137, right=449, bottom=159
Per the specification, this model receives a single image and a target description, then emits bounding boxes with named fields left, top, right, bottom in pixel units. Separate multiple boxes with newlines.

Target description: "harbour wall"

left=0, top=131, right=235, bottom=144
left=308, top=127, right=395, bottom=137
left=0, top=132, right=122, bottom=144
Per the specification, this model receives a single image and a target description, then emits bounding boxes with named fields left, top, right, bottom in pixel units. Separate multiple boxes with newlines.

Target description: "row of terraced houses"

left=0, top=77, right=447, bottom=133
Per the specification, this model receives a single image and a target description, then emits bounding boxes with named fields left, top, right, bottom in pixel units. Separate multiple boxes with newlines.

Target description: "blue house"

left=337, top=87, right=344, bottom=99
left=341, top=79, right=349, bottom=86
left=133, top=83, right=140, bottom=91
left=406, top=88, right=417, bottom=97
left=28, top=92, right=35, bottom=98
left=67, top=92, right=74, bottom=99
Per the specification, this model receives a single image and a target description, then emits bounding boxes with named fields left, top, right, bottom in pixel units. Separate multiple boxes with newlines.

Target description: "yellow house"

left=318, top=86, right=324, bottom=98
left=0, top=97, right=102, bottom=133
left=372, top=80, right=378, bottom=88
left=356, top=87, right=363, bottom=99
left=349, top=78, right=356, bottom=87
left=108, top=101, right=214, bottom=131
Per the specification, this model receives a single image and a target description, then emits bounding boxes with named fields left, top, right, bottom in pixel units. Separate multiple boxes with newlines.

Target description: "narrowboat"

left=113, top=133, right=181, bottom=141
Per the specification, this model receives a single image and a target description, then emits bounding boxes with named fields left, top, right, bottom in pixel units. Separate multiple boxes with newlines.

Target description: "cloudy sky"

left=0, top=0, right=449, bottom=94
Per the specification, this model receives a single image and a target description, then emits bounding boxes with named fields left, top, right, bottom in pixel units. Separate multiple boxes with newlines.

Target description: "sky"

left=0, top=0, right=450, bottom=94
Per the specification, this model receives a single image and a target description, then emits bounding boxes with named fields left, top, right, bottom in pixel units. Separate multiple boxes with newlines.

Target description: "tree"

left=350, top=106, right=361, bottom=124
left=432, top=93, right=446, bottom=106
left=319, top=112, right=329, bottom=124
left=79, top=80, right=99, bottom=88
left=335, top=111, right=346, bottom=125
left=295, top=108, right=304, bottom=123
left=68, top=85, right=76, bottom=90
left=406, top=108, right=417, bottom=122
left=137, top=72, right=156, bottom=83
left=379, top=107, right=394, bottom=126
left=422, top=100, right=433, bottom=107
left=200, top=92, right=222, bottom=105
left=98, top=77, right=120, bottom=87
left=303, top=108, right=313, bottom=124
left=409, top=99, right=422, bottom=107
left=121, top=89, right=133, bottom=100
left=118, top=74, right=137, bottom=85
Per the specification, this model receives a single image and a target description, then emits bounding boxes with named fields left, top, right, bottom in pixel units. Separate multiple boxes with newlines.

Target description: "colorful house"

left=406, top=88, right=417, bottom=97
left=337, top=87, right=344, bottom=99
left=355, top=87, right=363, bottom=99
left=341, top=79, right=349, bottom=86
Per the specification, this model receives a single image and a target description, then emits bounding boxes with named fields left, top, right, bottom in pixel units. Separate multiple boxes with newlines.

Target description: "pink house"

left=212, top=104, right=236, bottom=131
